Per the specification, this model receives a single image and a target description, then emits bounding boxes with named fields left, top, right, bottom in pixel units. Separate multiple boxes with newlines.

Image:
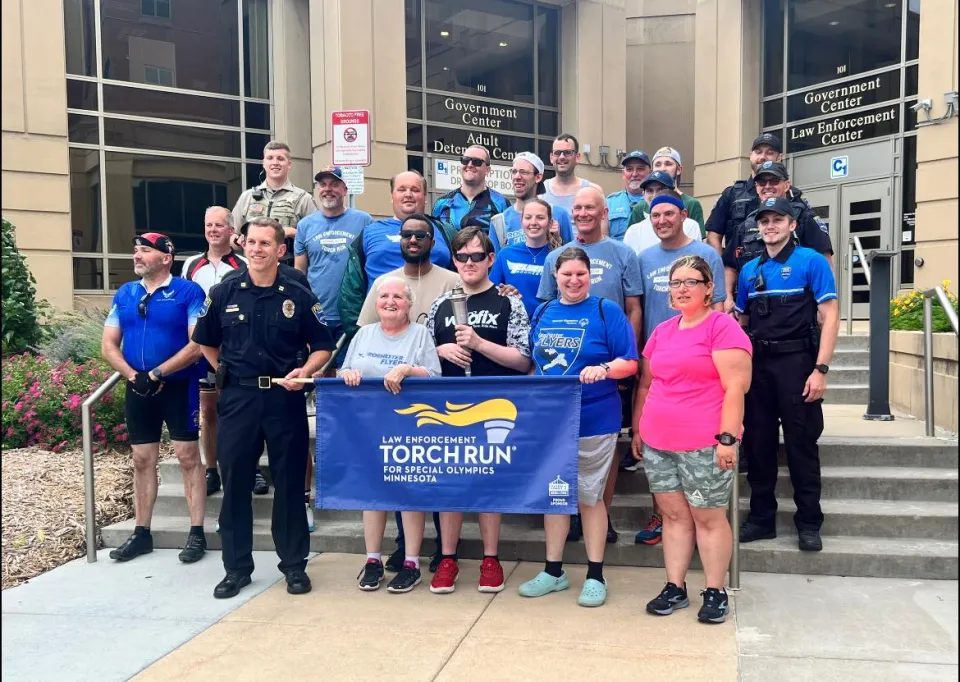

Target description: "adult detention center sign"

left=314, top=376, right=582, bottom=515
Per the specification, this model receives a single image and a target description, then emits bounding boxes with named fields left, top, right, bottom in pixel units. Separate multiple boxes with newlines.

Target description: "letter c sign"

left=830, top=156, right=849, bottom=179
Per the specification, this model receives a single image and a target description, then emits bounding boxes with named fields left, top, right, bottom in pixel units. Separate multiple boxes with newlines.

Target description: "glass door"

left=802, top=186, right=844, bottom=318
left=841, top=180, right=893, bottom=319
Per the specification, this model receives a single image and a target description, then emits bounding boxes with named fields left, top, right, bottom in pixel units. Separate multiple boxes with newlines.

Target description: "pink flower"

left=26, top=371, right=34, bottom=379
left=6, top=428, right=13, bottom=437
left=90, top=368, right=99, bottom=378
left=14, top=402, right=23, bottom=413
left=55, top=428, right=64, bottom=435
left=57, top=411, right=64, bottom=417
left=117, top=433, right=128, bottom=442
left=68, top=395, right=81, bottom=410
left=2, top=401, right=7, bottom=410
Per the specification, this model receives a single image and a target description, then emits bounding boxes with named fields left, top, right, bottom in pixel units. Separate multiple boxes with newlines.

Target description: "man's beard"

left=320, top=196, right=342, bottom=210
left=401, top=249, right=431, bottom=264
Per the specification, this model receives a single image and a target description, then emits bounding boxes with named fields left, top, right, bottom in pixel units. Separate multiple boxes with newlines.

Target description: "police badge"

left=282, top=299, right=295, bottom=318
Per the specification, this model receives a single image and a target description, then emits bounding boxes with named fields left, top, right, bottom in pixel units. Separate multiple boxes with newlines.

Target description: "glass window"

left=787, top=0, right=903, bottom=90
left=68, top=114, right=99, bottom=144
left=70, top=149, right=102, bottom=253
left=109, top=258, right=140, bottom=290
left=243, top=0, right=270, bottom=99
left=67, top=79, right=98, bottom=111
left=103, top=118, right=242, bottom=158
left=539, top=110, right=558, bottom=137
left=244, top=132, right=272, bottom=160
left=905, top=65, right=918, bottom=97
left=63, top=0, right=96, bottom=77
left=100, top=0, right=240, bottom=95
left=103, top=84, right=241, bottom=127
left=73, top=257, right=105, bottom=290
left=408, top=124, right=424, bottom=153
left=763, top=0, right=785, bottom=96
left=424, top=0, right=535, bottom=104
left=906, top=0, right=920, bottom=61
left=763, top=99, right=783, bottom=127
left=105, top=152, right=242, bottom=255
left=537, top=6, right=559, bottom=107
left=408, top=155, right=425, bottom=176
left=245, top=163, right=264, bottom=190
left=406, top=0, right=423, bottom=87
left=244, top=102, right=270, bottom=130
left=407, top=91, right=424, bottom=120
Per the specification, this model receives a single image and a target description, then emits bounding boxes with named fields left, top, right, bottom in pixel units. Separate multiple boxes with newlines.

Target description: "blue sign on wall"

left=831, top=155, right=849, bottom=179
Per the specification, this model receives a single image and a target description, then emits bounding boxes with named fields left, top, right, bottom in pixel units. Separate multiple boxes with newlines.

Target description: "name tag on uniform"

left=225, top=304, right=240, bottom=313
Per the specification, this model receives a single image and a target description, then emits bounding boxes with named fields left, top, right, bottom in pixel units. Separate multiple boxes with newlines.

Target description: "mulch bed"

left=1, top=444, right=174, bottom=590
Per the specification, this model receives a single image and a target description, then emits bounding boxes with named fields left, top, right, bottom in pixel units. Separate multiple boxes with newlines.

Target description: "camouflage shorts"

left=642, top=444, right=733, bottom=509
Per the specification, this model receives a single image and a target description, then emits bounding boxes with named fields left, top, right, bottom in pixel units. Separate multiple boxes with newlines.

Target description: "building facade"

left=2, top=0, right=956, bottom=315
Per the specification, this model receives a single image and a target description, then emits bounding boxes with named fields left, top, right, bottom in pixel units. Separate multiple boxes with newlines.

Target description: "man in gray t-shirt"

left=538, top=237, right=643, bottom=311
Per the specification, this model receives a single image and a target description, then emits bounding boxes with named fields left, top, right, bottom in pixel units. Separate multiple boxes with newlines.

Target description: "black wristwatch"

left=715, top=432, right=738, bottom=446
left=814, top=363, right=829, bottom=375
left=598, top=362, right=611, bottom=376
left=151, top=367, right=164, bottom=380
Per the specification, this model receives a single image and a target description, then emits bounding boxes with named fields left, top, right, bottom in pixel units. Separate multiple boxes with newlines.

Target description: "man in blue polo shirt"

left=736, top=197, right=839, bottom=554
left=432, top=145, right=510, bottom=233
left=101, top=233, right=208, bottom=564
left=606, top=150, right=650, bottom=241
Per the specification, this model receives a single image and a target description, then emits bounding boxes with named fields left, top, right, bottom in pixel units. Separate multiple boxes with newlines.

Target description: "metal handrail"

left=728, top=458, right=741, bottom=591
left=922, top=286, right=960, bottom=437
left=844, top=236, right=873, bottom=335
left=82, top=371, right=123, bottom=562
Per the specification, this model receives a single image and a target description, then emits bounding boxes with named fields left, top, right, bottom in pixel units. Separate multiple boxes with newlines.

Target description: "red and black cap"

left=133, top=232, right=175, bottom=254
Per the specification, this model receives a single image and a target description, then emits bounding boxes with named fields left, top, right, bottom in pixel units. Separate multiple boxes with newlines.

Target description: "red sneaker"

left=429, top=558, right=459, bottom=594
left=478, top=557, right=505, bottom=593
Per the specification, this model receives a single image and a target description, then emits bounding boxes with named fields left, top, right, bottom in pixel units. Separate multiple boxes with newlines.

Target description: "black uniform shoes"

left=214, top=572, right=252, bottom=599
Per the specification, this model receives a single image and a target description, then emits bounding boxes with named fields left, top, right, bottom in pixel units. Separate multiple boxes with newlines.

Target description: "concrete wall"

left=913, top=1, right=959, bottom=292
left=889, top=331, right=959, bottom=435
left=624, top=0, right=696, bottom=188
left=272, top=0, right=314, bottom=192
left=1, top=0, right=73, bottom=311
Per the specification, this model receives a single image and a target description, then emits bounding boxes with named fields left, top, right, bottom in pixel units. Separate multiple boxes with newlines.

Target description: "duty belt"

left=750, top=337, right=812, bottom=355
left=227, top=375, right=279, bottom=389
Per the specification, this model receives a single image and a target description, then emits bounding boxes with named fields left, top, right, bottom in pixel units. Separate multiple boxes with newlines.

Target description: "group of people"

left=101, top=132, right=839, bottom=622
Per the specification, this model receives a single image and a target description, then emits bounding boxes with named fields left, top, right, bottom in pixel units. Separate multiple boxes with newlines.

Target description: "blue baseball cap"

left=639, top=170, right=676, bottom=191
left=755, top=197, right=796, bottom=218
left=621, top=150, right=651, bottom=167
left=314, top=166, right=345, bottom=183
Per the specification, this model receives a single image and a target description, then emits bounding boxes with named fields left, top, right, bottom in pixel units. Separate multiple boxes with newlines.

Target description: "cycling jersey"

left=105, top=274, right=206, bottom=380
left=181, top=252, right=247, bottom=294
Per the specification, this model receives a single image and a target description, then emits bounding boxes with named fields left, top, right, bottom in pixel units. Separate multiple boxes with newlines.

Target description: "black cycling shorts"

left=124, top=378, right=200, bottom=445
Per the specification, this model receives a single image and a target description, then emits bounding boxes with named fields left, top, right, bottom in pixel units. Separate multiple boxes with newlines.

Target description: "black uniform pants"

left=744, top=349, right=824, bottom=532
left=217, top=385, right=309, bottom=576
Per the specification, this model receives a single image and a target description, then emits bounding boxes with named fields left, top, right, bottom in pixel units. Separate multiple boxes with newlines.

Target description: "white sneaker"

left=306, top=503, right=315, bottom=533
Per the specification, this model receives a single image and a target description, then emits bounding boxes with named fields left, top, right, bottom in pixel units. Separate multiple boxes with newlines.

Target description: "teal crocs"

left=578, top=578, right=607, bottom=607
left=518, top=571, right=570, bottom=598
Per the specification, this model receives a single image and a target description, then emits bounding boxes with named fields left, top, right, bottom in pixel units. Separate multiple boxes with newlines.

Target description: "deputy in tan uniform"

left=232, top=140, right=317, bottom=265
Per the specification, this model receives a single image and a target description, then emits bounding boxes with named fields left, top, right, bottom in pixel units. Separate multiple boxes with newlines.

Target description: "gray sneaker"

left=646, top=582, right=689, bottom=615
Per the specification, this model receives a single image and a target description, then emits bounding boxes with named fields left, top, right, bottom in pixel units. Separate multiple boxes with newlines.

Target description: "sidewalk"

left=2, top=551, right=956, bottom=682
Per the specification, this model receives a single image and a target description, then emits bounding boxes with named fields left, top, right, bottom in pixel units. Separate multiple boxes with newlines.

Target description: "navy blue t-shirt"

left=489, top=243, right=551, bottom=320
left=530, top=296, right=638, bottom=437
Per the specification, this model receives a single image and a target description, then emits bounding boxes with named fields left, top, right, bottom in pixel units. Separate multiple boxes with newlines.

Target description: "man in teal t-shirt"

left=606, top=150, right=650, bottom=242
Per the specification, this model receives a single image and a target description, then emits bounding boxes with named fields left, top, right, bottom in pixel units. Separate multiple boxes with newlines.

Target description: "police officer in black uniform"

left=193, top=217, right=334, bottom=599
left=734, top=197, right=840, bottom=553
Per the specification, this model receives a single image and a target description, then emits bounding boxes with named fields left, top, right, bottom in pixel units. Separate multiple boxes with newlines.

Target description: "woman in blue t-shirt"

left=521, top=246, right=639, bottom=607
left=489, top=198, right=562, bottom=320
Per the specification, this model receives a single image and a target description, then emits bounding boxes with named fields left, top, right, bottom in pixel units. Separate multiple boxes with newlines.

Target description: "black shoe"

left=205, top=469, right=221, bottom=496
left=798, top=529, right=823, bottom=552
left=286, top=569, right=312, bottom=595
left=109, top=530, right=153, bottom=562
left=385, top=546, right=405, bottom=573
left=606, top=516, right=619, bottom=544
left=214, top=572, right=251, bottom=599
left=357, top=560, right=385, bottom=591
left=386, top=563, right=422, bottom=593
left=566, top=513, right=583, bottom=542
left=429, top=549, right=442, bottom=573
left=646, top=582, right=689, bottom=616
left=619, top=451, right=641, bottom=472
left=178, top=532, right=207, bottom=563
left=697, top=588, right=729, bottom=624
left=253, top=469, right=269, bottom=495
left=739, top=520, right=776, bottom=543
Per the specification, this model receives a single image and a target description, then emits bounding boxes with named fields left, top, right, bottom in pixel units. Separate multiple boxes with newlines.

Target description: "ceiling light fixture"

left=499, top=41, right=508, bottom=47
left=828, top=20, right=840, bottom=26
left=884, top=2, right=896, bottom=7
left=440, top=31, right=449, bottom=37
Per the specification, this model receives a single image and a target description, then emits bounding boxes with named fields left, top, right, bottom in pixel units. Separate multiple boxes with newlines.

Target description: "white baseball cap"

left=652, top=146, right=682, bottom=165
left=513, top=152, right=544, bottom=175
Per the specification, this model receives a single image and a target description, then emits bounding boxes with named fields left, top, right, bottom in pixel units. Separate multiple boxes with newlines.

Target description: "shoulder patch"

left=311, top=302, right=324, bottom=323
left=199, top=296, right=212, bottom=317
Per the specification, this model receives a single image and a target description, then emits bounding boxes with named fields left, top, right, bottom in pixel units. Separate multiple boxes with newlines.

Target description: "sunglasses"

left=754, top=177, right=783, bottom=187
left=667, top=278, right=706, bottom=289
left=400, top=230, right=432, bottom=241
left=460, top=156, right=487, bottom=167
left=454, top=252, right=488, bottom=263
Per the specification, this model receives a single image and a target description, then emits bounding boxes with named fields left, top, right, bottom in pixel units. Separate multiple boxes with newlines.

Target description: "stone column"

left=692, top=0, right=762, bottom=215
left=271, top=0, right=314, bottom=191
left=913, top=0, right=959, bottom=290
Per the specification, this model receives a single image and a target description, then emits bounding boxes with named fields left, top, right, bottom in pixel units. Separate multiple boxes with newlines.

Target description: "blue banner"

left=315, top=376, right=581, bottom=514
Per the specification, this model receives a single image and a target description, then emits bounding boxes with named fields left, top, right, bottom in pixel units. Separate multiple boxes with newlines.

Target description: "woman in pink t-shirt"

left=631, top=255, right=752, bottom=625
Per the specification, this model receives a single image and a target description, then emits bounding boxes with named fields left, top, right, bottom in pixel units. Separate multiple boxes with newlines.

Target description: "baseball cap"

left=755, top=161, right=789, bottom=180
left=751, top=133, right=783, bottom=153
left=652, top=146, right=682, bottom=165
left=314, top=166, right=345, bottom=184
left=133, top=232, right=174, bottom=255
left=755, top=197, right=796, bottom=218
left=639, top=170, right=676, bottom=191
left=621, top=150, right=651, bottom=167
left=513, top=151, right=544, bottom=175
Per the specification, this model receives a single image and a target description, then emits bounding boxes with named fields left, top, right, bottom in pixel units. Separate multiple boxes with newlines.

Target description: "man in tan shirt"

left=357, top=212, right=460, bottom=327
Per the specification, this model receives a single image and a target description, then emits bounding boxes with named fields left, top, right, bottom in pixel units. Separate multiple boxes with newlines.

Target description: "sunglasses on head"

left=454, top=252, right=488, bottom=263
left=461, top=156, right=486, bottom=167
left=400, top=229, right=431, bottom=241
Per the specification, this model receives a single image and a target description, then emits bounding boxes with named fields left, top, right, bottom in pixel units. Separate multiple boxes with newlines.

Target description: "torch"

left=448, top=285, right=471, bottom=377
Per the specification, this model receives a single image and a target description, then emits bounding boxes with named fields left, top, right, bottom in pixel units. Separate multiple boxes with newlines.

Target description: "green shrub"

left=36, top=307, right=109, bottom=364
left=890, top=281, right=959, bottom=333
left=1, top=219, right=47, bottom=354
left=1, top=353, right=127, bottom=452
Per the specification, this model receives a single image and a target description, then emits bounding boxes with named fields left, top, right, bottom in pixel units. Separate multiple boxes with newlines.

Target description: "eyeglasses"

left=454, top=252, right=488, bottom=263
left=551, top=150, right=576, bottom=158
left=754, top=177, right=782, bottom=187
left=667, top=278, right=706, bottom=289
left=400, top=230, right=431, bottom=241
left=137, top=292, right=151, bottom=318
left=460, top=156, right=487, bottom=167
left=511, top=169, right=535, bottom=177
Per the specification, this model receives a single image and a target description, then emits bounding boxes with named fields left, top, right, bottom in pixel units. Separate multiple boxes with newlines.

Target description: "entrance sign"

left=434, top=158, right=515, bottom=197
left=331, top=110, right=371, bottom=167
left=340, top=166, right=365, bottom=195
left=787, top=104, right=899, bottom=152
left=314, top=376, right=581, bottom=514
left=787, top=70, right=900, bottom=122
left=830, top=156, right=849, bottom=179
